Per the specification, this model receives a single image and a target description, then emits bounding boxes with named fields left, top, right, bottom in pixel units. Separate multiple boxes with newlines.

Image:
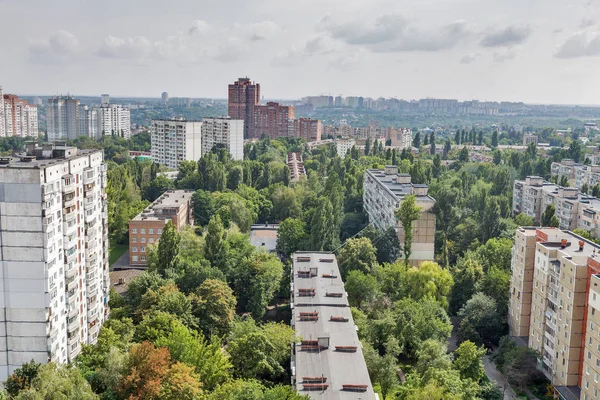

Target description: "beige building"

left=363, top=166, right=436, bottom=264
left=129, top=190, right=194, bottom=266
left=508, top=227, right=538, bottom=337
left=581, top=274, right=600, bottom=400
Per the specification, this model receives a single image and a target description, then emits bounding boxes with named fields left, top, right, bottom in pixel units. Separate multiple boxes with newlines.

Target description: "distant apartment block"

left=290, top=252, right=375, bottom=398
left=552, top=159, right=600, bottom=191
left=150, top=119, right=202, bottom=170
left=363, top=166, right=436, bottom=264
left=303, top=95, right=333, bottom=108
left=512, top=176, right=600, bottom=238
left=0, top=87, right=38, bottom=138
left=78, top=105, right=99, bottom=138
left=0, top=143, right=109, bottom=380
left=523, top=134, right=539, bottom=146
left=254, top=102, right=294, bottom=139
left=388, top=128, right=412, bottom=149
left=336, top=139, right=356, bottom=158
left=47, top=96, right=80, bottom=141
left=287, top=152, right=306, bottom=182
left=96, top=104, right=131, bottom=138
left=508, top=227, right=600, bottom=400
left=228, top=78, right=260, bottom=139
left=201, top=117, right=244, bottom=161
left=129, top=190, right=194, bottom=267
left=293, top=118, right=322, bottom=141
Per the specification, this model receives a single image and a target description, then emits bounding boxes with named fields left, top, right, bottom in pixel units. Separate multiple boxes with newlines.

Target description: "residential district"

left=2, top=76, right=600, bottom=399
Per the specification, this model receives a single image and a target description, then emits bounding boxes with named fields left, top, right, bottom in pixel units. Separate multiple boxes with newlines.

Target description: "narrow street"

left=482, top=355, right=517, bottom=400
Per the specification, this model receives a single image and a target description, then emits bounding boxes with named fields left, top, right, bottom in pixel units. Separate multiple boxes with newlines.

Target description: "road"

left=482, top=355, right=517, bottom=400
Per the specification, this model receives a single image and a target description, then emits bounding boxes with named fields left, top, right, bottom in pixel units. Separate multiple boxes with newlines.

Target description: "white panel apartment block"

left=201, top=117, right=244, bottom=161
left=151, top=119, right=203, bottom=170
left=0, top=144, right=109, bottom=381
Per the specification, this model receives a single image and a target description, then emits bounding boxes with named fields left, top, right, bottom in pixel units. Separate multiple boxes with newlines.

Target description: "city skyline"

left=2, top=0, right=600, bottom=104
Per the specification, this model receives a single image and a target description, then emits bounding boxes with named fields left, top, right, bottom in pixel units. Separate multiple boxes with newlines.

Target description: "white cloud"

left=493, top=49, right=517, bottom=63
left=320, top=14, right=474, bottom=53
left=97, top=35, right=154, bottom=59
left=555, top=30, right=600, bottom=58
left=271, top=34, right=338, bottom=66
left=460, top=53, right=481, bottom=64
left=28, top=30, right=79, bottom=64
left=480, top=24, right=532, bottom=47
left=247, top=21, right=280, bottom=41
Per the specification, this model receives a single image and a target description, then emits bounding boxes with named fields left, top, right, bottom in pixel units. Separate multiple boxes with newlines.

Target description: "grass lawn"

left=109, top=243, right=128, bottom=266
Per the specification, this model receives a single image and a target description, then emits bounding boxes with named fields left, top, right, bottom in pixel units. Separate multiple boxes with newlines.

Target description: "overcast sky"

left=1, top=0, right=600, bottom=104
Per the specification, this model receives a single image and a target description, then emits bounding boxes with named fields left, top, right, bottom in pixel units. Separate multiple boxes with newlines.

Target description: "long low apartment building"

left=513, top=176, right=600, bottom=238
left=129, top=190, right=194, bottom=267
left=290, top=252, right=375, bottom=399
left=552, top=159, right=600, bottom=191
left=508, top=227, right=600, bottom=400
left=363, top=166, right=436, bottom=264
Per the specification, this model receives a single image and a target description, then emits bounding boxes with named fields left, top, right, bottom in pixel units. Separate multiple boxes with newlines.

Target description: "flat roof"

left=110, top=269, right=144, bottom=296
left=291, top=252, right=375, bottom=400
left=249, top=224, right=279, bottom=252
left=132, top=190, right=193, bottom=222
left=0, top=148, right=101, bottom=169
left=366, top=169, right=436, bottom=204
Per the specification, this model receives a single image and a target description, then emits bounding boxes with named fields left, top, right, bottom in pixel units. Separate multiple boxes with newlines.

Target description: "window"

left=157, top=229, right=163, bottom=234
left=140, top=229, right=146, bottom=234
left=587, top=366, right=591, bottom=375
left=141, top=256, right=146, bottom=261
left=141, top=246, right=146, bottom=252
left=149, top=229, right=154, bottom=234
left=132, top=247, right=138, bottom=253
left=596, top=373, right=599, bottom=383
left=132, top=256, right=138, bottom=262
left=592, top=322, right=596, bottom=332
left=141, top=237, right=146, bottom=243
left=132, top=228, right=137, bottom=234
left=132, top=238, right=137, bottom=243
left=149, top=238, right=154, bottom=244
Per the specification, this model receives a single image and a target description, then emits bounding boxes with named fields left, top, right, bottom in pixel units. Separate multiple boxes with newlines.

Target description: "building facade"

left=363, top=166, right=436, bottom=264
left=150, top=119, right=202, bottom=170
left=287, top=152, right=306, bottom=182
left=336, top=139, right=356, bottom=158
left=228, top=78, right=260, bottom=139
left=292, top=118, right=322, bottom=141
left=78, top=105, right=99, bottom=139
left=523, top=134, right=539, bottom=146
left=508, top=227, right=600, bottom=399
left=254, top=102, right=294, bottom=139
left=47, top=96, right=80, bottom=141
left=201, top=117, right=244, bottom=161
left=0, top=87, right=38, bottom=138
left=129, top=190, right=194, bottom=267
left=0, top=143, right=109, bottom=380
left=97, top=104, right=131, bottom=138
left=552, top=159, right=600, bottom=191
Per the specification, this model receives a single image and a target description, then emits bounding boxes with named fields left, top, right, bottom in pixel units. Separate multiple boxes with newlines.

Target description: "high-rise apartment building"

left=293, top=118, right=322, bottom=141
left=336, top=139, right=356, bottom=158
left=129, top=190, right=194, bottom=267
left=78, top=105, right=99, bottom=138
left=161, top=92, right=169, bottom=105
left=363, top=166, right=436, bottom=264
left=508, top=227, right=600, bottom=399
left=254, top=102, right=294, bottom=139
left=512, top=176, right=600, bottom=238
left=151, top=119, right=202, bottom=170
left=0, top=143, right=109, bottom=380
left=0, top=87, right=38, bottom=138
left=101, top=94, right=110, bottom=105
left=97, top=104, right=131, bottom=138
left=47, top=96, right=80, bottom=141
left=228, top=78, right=260, bottom=139
left=201, top=117, right=244, bottom=161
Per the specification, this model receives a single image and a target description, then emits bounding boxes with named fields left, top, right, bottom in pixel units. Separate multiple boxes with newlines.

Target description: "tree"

left=423, top=133, right=429, bottom=146
left=138, top=284, right=196, bottom=329
left=396, top=195, right=422, bottom=264
left=204, top=214, right=228, bottom=270
left=345, top=270, right=379, bottom=308
left=276, top=218, right=308, bottom=257
left=559, top=174, right=569, bottom=187
left=227, top=165, right=244, bottom=190
left=481, top=197, right=501, bottom=242
left=5, top=360, right=41, bottom=398
left=413, top=132, right=421, bottom=148
left=491, top=131, right=498, bottom=147
left=415, top=339, right=452, bottom=375
left=454, top=130, right=461, bottom=145
left=541, top=204, right=559, bottom=227
left=582, top=182, right=590, bottom=194
left=234, top=252, right=284, bottom=319
left=363, top=343, right=399, bottom=399
left=458, top=147, right=469, bottom=163
left=365, top=138, right=371, bottom=156
left=477, top=266, right=510, bottom=318
left=125, top=272, right=172, bottom=310
left=14, top=363, right=97, bottom=400
left=156, top=221, right=180, bottom=276
left=372, top=226, right=401, bottom=264
left=477, top=131, right=483, bottom=145
left=432, top=154, right=442, bottom=178
left=143, top=175, right=175, bottom=202
left=310, top=197, right=338, bottom=251
left=430, top=131, right=436, bottom=155
left=493, top=150, right=501, bottom=165
left=405, top=261, right=454, bottom=310
left=454, top=341, right=486, bottom=382
left=337, top=237, right=378, bottom=277
left=514, top=212, right=535, bottom=226
left=476, top=237, right=514, bottom=272
left=458, top=293, right=503, bottom=346
left=193, top=279, right=237, bottom=338
left=449, top=257, right=483, bottom=314
left=191, top=190, right=215, bottom=227
left=443, top=139, right=452, bottom=157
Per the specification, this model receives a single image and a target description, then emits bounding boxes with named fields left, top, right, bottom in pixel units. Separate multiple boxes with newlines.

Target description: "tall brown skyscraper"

left=228, top=77, right=260, bottom=139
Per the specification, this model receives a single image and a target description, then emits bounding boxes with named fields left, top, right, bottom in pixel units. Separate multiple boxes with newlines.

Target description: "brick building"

left=293, top=118, right=322, bottom=141
left=129, top=190, right=194, bottom=266
left=228, top=78, right=260, bottom=139
left=253, top=102, right=294, bottom=139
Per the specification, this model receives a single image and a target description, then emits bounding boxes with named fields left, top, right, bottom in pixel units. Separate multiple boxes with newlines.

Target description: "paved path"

left=111, top=248, right=130, bottom=270
left=483, top=355, right=517, bottom=400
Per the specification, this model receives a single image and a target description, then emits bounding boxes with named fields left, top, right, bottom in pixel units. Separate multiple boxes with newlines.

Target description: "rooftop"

left=132, top=190, right=193, bottom=222
left=291, top=252, right=375, bottom=400
left=366, top=168, right=436, bottom=204
left=0, top=144, right=101, bottom=170
left=110, top=269, right=145, bottom=296
left=249, top=224, right=279, bottom=252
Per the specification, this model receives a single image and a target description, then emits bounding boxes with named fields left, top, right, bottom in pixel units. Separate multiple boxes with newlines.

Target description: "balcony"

left=62, top=181, right=76, bottom=194
left=84, top=198, right=94, bottom=210
left=87, top=305, right=97, bottom=320
left=67, top=318, right=79, bottom=333
left=83, top=169, right=95, bottom=184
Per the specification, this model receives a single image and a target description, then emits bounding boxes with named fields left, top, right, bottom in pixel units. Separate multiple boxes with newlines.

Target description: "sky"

left=2, top=0, right=600, bottom=104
